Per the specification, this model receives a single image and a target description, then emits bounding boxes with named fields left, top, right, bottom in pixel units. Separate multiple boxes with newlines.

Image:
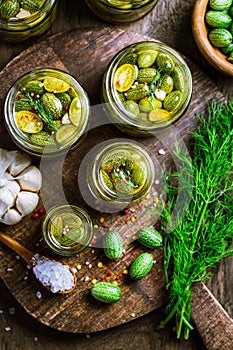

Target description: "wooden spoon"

left=0, top=231, right=77, bottom=295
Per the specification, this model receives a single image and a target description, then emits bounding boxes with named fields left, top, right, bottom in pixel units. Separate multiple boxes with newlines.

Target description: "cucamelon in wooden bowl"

left=192, top=0, right=233, bottom=76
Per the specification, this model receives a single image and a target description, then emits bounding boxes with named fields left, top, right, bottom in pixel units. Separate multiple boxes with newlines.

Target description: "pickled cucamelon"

left=113, top=46, right=187, bottom=125
left=0, top=0, right=45, bottom=19
left=12, top=74, right=85, bottom=147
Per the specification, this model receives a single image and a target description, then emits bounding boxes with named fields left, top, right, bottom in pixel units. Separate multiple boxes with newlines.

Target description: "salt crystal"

left=36, top=291, right=42, bottom=299
left=158, top=148, right=166, bottom=155
left=16, top=255, right=20, bottom=260
left=9, top=307, right=15, bottom=315
left=6, top=268, right=13, bottom=272
left=34, top=337, right=38, bottom=342
left=84, top=276, right=89, bottom=282
left=130, top=313, right=136, bottom=318
left=4, top=326, right=11, bottom=332
left=0, top=310, right=3, bottom=314
left=32, top=256, right=74, bottom=293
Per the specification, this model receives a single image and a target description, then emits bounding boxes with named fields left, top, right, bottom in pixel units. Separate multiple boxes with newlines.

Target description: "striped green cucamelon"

left=40, top=93, right=63, bottom=120
left=137, top=68, right=157, bottom=83
left=137, top=227, right=163, bottom=249
left=123, top=100, right=140, bottom=116
left=19, top=0, right=44, bottom=13
left=210, top=0, right=233, bottom=11
left=137, top=50, right=158, bottom=68
left=156, top=53, right=175, bottom=74
left=163, top=90, right=183, bottom=112
left=131, top=164, right=145, bottom=186
left=30, top=131, right=55, bottom=145
left=24, top=80, right=45, bottom=95
left=0, top=0, right=19, bottom=19
left=91, top=282, right=121, bottom=303
left=129, top=252, right=154, bottom=280
left=125, top=84, right=149, bottom=100
left=221, top=42, right=233, bottom=53
left=205, top=10, right=232, bottom=28
left=103, top=231, right=124, bottom=260
left=121, top=53, right=138, bottom=66
left=172, top=66, right=185, bottom=92
left=15, top=99, right=33, bottom=112
left=160, top=75, right=174, bottom=93
left=209, top=28, right=233, bottom=47
left=57, top=93, right=72, bottom=109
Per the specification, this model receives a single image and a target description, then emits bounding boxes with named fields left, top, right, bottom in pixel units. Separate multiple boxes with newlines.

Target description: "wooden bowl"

left=192, top=0, right=233, bottom=76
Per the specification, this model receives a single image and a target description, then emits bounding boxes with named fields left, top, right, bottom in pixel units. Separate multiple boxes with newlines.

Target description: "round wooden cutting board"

left=0, top=28, right=224, bottom=334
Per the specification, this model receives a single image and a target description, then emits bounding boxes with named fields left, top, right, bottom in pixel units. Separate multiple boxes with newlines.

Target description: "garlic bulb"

left=0, top=148, right=42, bottom=225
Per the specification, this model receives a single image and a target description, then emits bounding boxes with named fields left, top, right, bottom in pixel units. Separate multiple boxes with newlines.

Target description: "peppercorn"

left=31, top=213, right=39, bottom=220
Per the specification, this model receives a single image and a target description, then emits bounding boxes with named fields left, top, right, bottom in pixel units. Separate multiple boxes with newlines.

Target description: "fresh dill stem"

left=156, top=98, right=233, bottom=339
left=25, top=92, right=58, bottom=131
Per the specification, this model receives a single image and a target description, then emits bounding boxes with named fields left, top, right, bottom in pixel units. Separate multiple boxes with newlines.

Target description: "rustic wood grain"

left=191, top=282, right=233, bottom=350
left=0, top=0, right=232, bottom=349
left=0, top=24, right=230, bottom=337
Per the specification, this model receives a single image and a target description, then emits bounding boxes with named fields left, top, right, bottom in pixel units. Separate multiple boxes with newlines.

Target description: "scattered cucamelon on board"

left=205, top=0, right=233, bottom=63
left=0, top=0, right=45, bottom=19
left=89, top=226, right=163, bottom=303
left=103, top=230, right=124, bottom=260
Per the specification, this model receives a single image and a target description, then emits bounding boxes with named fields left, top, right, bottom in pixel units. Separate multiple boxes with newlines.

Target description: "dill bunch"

left=156, top=99, right=233, bottom=339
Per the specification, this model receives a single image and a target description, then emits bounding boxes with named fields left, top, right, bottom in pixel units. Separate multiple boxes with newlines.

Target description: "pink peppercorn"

left=31, top=213, right=39, bottom=220
left=37, top=208, right=45, bottom=216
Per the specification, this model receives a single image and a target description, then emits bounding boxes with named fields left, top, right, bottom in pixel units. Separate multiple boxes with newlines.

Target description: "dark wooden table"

left=0, top=1, right=232, bottom=349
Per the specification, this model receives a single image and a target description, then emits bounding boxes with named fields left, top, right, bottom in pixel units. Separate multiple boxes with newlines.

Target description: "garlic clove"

left=1, top=208, right=22, bottom=225
left=17, top=166, right=42, bottom=192
left=0, top=148, right=12, bottom=176
left=0, top=187, right=17, bottom=209
left=8, top=150, right=31, bottom=176
left=16, top=191, right=39, bottom=216
left=6, top=179, right=21, bottom=196
left=0, top=200, right=9, bottom=218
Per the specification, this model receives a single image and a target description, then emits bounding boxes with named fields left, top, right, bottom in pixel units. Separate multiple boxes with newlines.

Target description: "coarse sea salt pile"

left=32, top=255, right=74, bottom=293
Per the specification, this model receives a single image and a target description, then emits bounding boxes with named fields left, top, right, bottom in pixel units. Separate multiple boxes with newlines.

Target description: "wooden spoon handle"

left=0, top=232, right=34, bottom=266
left=191, top=282, right=233, bottom=350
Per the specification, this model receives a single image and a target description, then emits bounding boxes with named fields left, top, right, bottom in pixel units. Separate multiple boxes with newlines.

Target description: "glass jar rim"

left=97, top=0, right=157, bottom=12
left=4, top=68, right=90, bottom=157
left=92, top=140, right=155, bottom=203
left=42, top=204, right=93, bottom=255
left=0, top=0, right=57, bottom=26
left=104, top=40, right=192, bottom=131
